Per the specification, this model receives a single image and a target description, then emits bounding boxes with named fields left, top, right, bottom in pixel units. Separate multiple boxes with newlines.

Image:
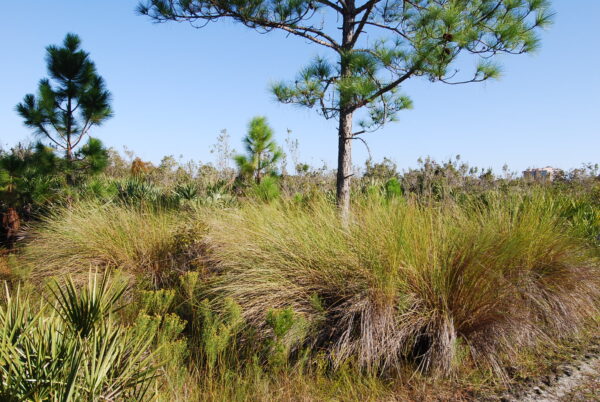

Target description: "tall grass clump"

left=21, top=201, right=204, bottom=286
left=203, top=192, right=600, bottom=378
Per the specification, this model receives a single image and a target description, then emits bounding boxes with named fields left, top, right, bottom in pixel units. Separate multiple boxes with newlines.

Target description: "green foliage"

left=115, top=177, right=162, bottom=205
left=270, top=0, right=551, bottom=128
left=132, top=312, right=188, bottom=378
left=249, top=175, right=281, bottom=202
left=197, top=298, right=243, bottom=371
left=77, top=137, right=109, bottom=175
left=0, top=143, right=64, bottom=211
left=174, top=182, right=199, bottom=201
left=0, top=139, right=110, bottom=218
left=139, top=288, right=177, bottom=316
left=234, top=116, right=282, bottom=184
left=265, top=307, right=308, bottom=369
left=16, top=33, right=112, bottom=170
left=0, top=274, right=158, bottom=401
left=364, top=157, right=399, bottom=182
left=384, top=177, right=403, bottom=199
left=50, top=272, right=127, bottom=338
left=267, top=308, right=296, bottom=339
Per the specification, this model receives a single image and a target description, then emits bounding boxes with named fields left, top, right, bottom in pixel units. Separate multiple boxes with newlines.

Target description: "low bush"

left=13, top=188, right=600, bottom=392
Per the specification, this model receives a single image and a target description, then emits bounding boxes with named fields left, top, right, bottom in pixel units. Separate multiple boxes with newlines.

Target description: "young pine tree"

left=234, top=117, right=283, bottom=184
left=16, top=33, right=112, bottom=183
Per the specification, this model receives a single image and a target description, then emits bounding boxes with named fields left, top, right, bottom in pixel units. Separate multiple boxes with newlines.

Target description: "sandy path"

left=512, top=354, right=600, bottom=401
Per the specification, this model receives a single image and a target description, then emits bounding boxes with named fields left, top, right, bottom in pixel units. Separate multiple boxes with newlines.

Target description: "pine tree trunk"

left=66, top=146, right=74, bottom=186
left=336, top=8, right=355, bottom=222
left=66, top=93, right=75, bottom=185
left=336, top=110, right=353, bottom=221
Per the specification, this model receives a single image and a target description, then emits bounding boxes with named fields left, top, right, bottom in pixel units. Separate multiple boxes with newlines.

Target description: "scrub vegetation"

left=2, top=6, right=600, bottom=399
left=2, top=146, right=599, bottom=400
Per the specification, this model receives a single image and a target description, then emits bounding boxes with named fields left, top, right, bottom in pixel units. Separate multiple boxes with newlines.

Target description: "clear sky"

left=1, top=1, right=598, bottom=173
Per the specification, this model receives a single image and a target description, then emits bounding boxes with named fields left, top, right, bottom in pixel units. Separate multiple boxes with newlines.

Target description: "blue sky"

left=1, top=1, right=598, bottom=173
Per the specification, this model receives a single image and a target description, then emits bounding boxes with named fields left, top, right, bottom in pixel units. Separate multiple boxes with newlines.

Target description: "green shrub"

left=249, top=175, right=281, bottom=202
left=384, top=177, right=403, bottom=199
left=197, top=298, right=243, bottom=372
left=139, top=288, right=176, bottom=316
left=265, top=307, right=308, bottom=370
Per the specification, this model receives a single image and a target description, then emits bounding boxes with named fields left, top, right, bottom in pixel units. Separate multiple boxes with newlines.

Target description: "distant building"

left=522, top=166, right=561, bottom=181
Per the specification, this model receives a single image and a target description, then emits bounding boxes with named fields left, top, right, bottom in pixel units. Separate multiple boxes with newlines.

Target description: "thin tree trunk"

left=336, top=7, right=355, bottom=221
left=66, top=92, right=74, bottom=185
left=336, top=110, right=353, bottom=221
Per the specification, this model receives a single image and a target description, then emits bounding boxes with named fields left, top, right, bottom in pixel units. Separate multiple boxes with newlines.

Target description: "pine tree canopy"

left=16, top=33, right=113, bottom=161
left=140, top=0, right=552, bottom=129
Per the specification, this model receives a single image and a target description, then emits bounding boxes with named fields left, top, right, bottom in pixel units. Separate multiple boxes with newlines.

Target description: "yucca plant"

left=174, top=182, right=199, bottom=201
left=115, top=177, right=161, bottom=205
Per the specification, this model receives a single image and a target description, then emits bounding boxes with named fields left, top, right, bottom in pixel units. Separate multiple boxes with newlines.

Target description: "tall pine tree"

left=139, top=0, right=552, bottom=217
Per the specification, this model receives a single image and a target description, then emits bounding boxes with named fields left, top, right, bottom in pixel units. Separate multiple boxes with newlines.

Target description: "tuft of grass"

left=20, top=202, right=205, bottom=287
left=202, top=192, right=600, bottom=378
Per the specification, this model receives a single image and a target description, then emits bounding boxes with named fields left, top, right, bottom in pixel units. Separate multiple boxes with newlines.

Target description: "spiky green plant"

left=0, top=274, right=159, bottom=401
left=50, top=272, right=126, bottom=337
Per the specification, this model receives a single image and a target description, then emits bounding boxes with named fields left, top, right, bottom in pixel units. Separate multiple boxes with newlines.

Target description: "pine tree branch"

left=314, top=0, right=344, bottom=14
left=36, top=124, right=65, bottom=150
left=355, top=0, right=378, bottom=15
left=147, top=2, right=341, bottom=49
left=353, top=20, right=411, bottom=40
left=350, top=67, right=415, bottom=111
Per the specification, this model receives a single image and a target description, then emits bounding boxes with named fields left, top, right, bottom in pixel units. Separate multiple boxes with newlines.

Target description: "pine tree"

left=235, top=117, right=282, bottom=184
left=139, top=0, right=552, bottom=218
left=16, top=33, right=112, bottom=183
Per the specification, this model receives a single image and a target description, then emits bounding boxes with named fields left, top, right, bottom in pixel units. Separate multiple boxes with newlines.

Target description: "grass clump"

left=203, top=192, right=600, bottom=378
left=20, top=201, right=204, bottom=286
